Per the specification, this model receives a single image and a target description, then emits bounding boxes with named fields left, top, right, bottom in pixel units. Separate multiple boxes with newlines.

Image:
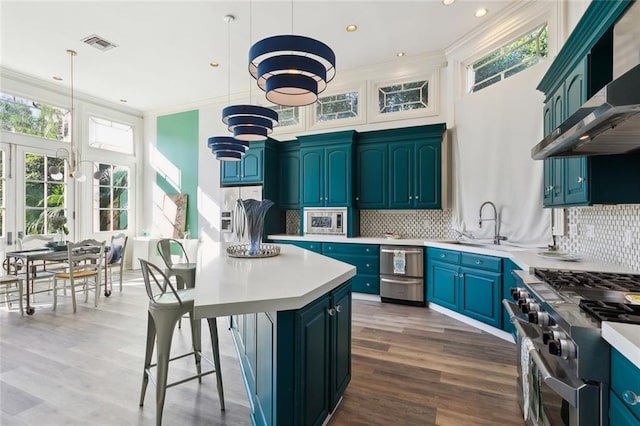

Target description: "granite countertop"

left=269, top=234, right=640, bottom=360
left=193, top=242, right=356, bottom=319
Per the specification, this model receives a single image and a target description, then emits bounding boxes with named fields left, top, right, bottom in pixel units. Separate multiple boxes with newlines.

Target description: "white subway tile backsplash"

left=557, top=204, right=640, bottom=271
left=360, top=209, right=454, bottom=239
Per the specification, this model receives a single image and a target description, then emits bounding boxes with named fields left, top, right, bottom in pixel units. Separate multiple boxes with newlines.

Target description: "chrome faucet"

left=479, top=201, right=507, bottom=245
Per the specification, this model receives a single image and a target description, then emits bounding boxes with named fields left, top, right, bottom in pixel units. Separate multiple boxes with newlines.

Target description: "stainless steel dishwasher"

left=379, top=246, right=425, bottom=306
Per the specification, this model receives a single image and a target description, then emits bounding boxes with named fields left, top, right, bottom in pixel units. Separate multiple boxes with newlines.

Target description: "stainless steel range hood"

left=531, top=64, right=640, bottom=160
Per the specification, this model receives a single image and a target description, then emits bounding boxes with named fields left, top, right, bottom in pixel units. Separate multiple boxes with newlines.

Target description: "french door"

left=0, top=142, right=16, bottom=257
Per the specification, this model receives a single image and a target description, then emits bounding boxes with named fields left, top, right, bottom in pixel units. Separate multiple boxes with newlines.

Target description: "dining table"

left=3, top=247, right=111, bottom=315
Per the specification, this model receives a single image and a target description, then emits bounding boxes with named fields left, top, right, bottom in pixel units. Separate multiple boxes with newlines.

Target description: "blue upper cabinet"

left=298, top=131, right=355, bottom=207
left=221, top=141, right=267, bottom=186
left=278, top=142, right=301, bottom=210
left=356, top=124, right=445, bottom=210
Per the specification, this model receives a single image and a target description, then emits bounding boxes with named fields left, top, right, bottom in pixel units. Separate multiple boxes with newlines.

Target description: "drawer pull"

left=475, top=260, right=482, bottom=265
left=366, top=264, right=371, bottom=267
left=623, top=390, right=640, bottom=406
left=366, top=283, right=371, bottom=287
left=440, top=254, right=446, bottom=258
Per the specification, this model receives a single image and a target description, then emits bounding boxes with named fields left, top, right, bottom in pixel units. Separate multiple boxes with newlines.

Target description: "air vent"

left=81, top=34, right=117, bottom=51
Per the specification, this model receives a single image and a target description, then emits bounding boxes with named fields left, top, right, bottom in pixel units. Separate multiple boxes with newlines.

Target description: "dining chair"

left=156, top=239, right=196, bottom=290
left=16, top=234, right=57, bottom=300
left=138, top=259, right=224, bottom=426
left=52, top=239, right=106, bottom=313
left=105, top=233, right=128, bottom=292
left=0, top=275, right=23, bottom=315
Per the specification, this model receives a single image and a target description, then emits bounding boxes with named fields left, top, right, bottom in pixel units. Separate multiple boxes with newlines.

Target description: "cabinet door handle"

left=355, top=196, right=359, bottom=201
left=327, top=308, right=336, bottom=316
left=458, top=273, right=464, bottom=278
left=545, top=186, right=554, bottom=193
left=415, top=195, right=419, bottom=199
left=365, top=282, right=371, bottom=287
left=366, top=263, right=370, bottom=267
left=623, top=390, right=640, bottom=406
left=440, top=254, right=446, bottom=258
left=409, top=196, right=413, bottom=200
left=576, top=176, right=584, bottom=183
left=335, top=305, right=342, bottom=313
left=366, top=248, right=370, bottom=252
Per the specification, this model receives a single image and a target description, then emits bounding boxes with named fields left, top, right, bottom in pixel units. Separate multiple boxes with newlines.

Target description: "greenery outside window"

left=468, top=24, right=548, bottom=93
left=94, top=163, right=129, bottom=232
left=89, top=116, right=134, bottom=154
left=24, top=152, right=67, bottom=235
left=0, top=149, right=5, bottom=236
left=316, top=92, right=358, bottom=122
left=378, top=80, right=428, bottom=113
left=0, top=92, right=69, bottom=141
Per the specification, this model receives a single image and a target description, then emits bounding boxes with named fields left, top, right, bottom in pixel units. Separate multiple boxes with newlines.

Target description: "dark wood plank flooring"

left=1, top=272, right=523, bottom=425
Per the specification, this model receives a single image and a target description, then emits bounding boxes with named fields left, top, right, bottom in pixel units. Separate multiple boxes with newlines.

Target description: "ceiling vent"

left=81, top=34, right=118, bottom=52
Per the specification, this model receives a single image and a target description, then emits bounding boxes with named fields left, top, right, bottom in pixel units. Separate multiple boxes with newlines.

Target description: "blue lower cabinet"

left=231, top=280, right=352, bottom=426
left=426, top=247, right=503, bottom=329
left=611, top=348, right=640, bottom=424
left=273, top=240, right=322, bottom=254
left=322, top=243, right=379, bottom=295
left=351, top=274, right=379, bottom=294
left=610, top=391, right=640, bottom=426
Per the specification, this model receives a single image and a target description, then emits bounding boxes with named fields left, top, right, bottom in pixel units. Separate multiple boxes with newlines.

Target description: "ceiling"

left=1, top=1, right=515, bottom=113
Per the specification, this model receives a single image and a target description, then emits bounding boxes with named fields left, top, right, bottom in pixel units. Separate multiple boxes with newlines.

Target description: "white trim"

left=429, top=303, right=515, bottom=343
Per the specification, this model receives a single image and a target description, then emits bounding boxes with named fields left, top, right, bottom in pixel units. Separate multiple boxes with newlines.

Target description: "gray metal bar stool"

left=138, top=259, right=224, bottom=426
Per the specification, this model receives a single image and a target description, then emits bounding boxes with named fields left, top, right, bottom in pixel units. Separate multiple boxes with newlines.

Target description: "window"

left=316, top=92, right=359, bottom=122
left=378, top=80, right=428, bottom=113
left=89, top=116, right=134, bottom=154
left=468, top=24, right=548, bottom=93
left=0, top=149, right=5, bottom=236
left=270, top=105, right=299, bottom=128
left=0, top=92, right=69, bottom=141
left=24, top=152, right=67, bottom=235
left=94, top=163, right=129, bottom=231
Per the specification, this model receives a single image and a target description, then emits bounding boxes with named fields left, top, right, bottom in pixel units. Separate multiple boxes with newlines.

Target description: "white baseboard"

left=428, top=303, right=515, bottom=343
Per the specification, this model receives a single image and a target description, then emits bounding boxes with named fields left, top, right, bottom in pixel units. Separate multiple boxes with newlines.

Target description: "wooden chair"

left=0, top=275, right=23, bottom=315
left=16, top=235, right=56, bottom=299
left=105, top=233, right=128, bottom=292
left=52, top=239, right=106, bottom=313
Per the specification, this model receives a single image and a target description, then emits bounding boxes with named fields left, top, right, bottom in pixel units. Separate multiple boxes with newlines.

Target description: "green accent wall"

left=156, top=110, right=199, bottom=237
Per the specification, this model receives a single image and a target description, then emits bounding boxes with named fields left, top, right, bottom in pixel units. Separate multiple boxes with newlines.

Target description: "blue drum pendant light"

left=248, top=1, right=335, bottom=107
left=208, top=136, right=249, bottom=161
left=221, top=14, right=278, bottom=142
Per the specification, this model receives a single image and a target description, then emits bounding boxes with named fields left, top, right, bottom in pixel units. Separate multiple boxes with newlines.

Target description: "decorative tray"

left=226, top=243, right=281, bottom=258
left=536, top=251, right=583, bottom=262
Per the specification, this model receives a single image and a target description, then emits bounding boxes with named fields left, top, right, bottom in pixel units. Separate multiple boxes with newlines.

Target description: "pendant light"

left=248, top=1, right=335, bottom=106
left=221, top=11, right=278, bottom=142
left=209, top=15, right=248, bottom=161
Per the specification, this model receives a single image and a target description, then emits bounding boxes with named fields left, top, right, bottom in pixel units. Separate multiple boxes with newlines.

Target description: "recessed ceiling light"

left=442, top=0, right=455, bottom=5
left=396, top=52, right=405, bottom=57
left=210, top=62, right=219, bottom=68
left=119, top=99, right=128, bottom=103
left=475, top=8, right=488, bottom=17
left=52, top=76, right=63, bottom=81
left=346, top=24, right=357, bottom=32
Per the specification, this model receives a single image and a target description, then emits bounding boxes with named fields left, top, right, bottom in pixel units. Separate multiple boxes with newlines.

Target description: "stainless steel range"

left=503, top=268, right=640, bottom=426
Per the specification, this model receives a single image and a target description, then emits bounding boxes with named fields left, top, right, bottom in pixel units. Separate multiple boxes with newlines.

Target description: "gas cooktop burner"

left=534, top=269, right=640, bottom=292
left=579, top=300, right=640, bottom=325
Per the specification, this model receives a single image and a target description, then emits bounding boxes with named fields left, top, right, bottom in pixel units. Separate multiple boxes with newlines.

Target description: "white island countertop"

left=602, top=322, right=640, bottom=368
left=193, top=242, right=356, bottom=319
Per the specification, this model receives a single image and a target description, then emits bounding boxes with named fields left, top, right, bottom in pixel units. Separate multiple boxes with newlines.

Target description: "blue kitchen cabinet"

left=610, top=348, right=640, bottom=424
left=278, top=143, right=300, bottom=210
left=272, top=240, right=322, bottom=254
left=231, top=280, right=352, bottom=426
left=427, top=248, right=503, bottom=328
left=356, top=124, right=445, bottom=210
left=502, top=259, right=521, bottom=337
left=322, top=243, right=379, bottom=295
left=299, top=131, right=355, bottom=208
left=355, top=143, right=387, bottom=209
left=221, top=144, right=264, bottom=185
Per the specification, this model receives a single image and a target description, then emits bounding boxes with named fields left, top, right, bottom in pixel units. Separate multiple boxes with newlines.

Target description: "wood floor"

left=1, top=271, right=524, bottom=425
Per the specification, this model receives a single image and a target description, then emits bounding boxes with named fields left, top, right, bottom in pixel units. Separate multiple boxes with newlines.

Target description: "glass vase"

left=238, top=198, right=274, bottom=256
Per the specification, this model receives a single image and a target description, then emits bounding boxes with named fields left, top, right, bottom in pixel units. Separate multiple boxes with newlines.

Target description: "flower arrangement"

left=50, top=216, right=69, bottom=235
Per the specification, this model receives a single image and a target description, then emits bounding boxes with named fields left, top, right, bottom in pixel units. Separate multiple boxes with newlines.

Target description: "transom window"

left=0, top=149, right=5, bottom=237
left=378, top=80, right=428, bottom=113
left=269, top=105, right=299, bottom=128
left=94, top=163, right=129, bottom=232
left=316, top=92, right=359, bottom=122
left=468, top=23, right=548, bottom=93
left=24, top=152, right=67, bottom=235
left=0, top=92, right=69, bottom=141
left=89, top=116, right=134, bottom=154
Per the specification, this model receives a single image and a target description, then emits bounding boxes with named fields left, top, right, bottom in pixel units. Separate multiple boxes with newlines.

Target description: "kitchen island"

left=194, top=243, right=356, bottom=426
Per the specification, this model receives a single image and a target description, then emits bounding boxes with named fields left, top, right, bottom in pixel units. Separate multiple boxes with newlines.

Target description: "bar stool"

left=138, top=259, right=224, bottom=426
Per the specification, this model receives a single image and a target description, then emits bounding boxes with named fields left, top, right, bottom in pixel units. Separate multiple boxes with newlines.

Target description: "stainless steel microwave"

left=303, top=207, right=348, bottom=236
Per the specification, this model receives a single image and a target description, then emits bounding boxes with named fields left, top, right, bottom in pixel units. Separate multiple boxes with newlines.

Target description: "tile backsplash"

left=285, top=209, right=454, bottom=239
left=557, top=204, right=640, bottom=271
